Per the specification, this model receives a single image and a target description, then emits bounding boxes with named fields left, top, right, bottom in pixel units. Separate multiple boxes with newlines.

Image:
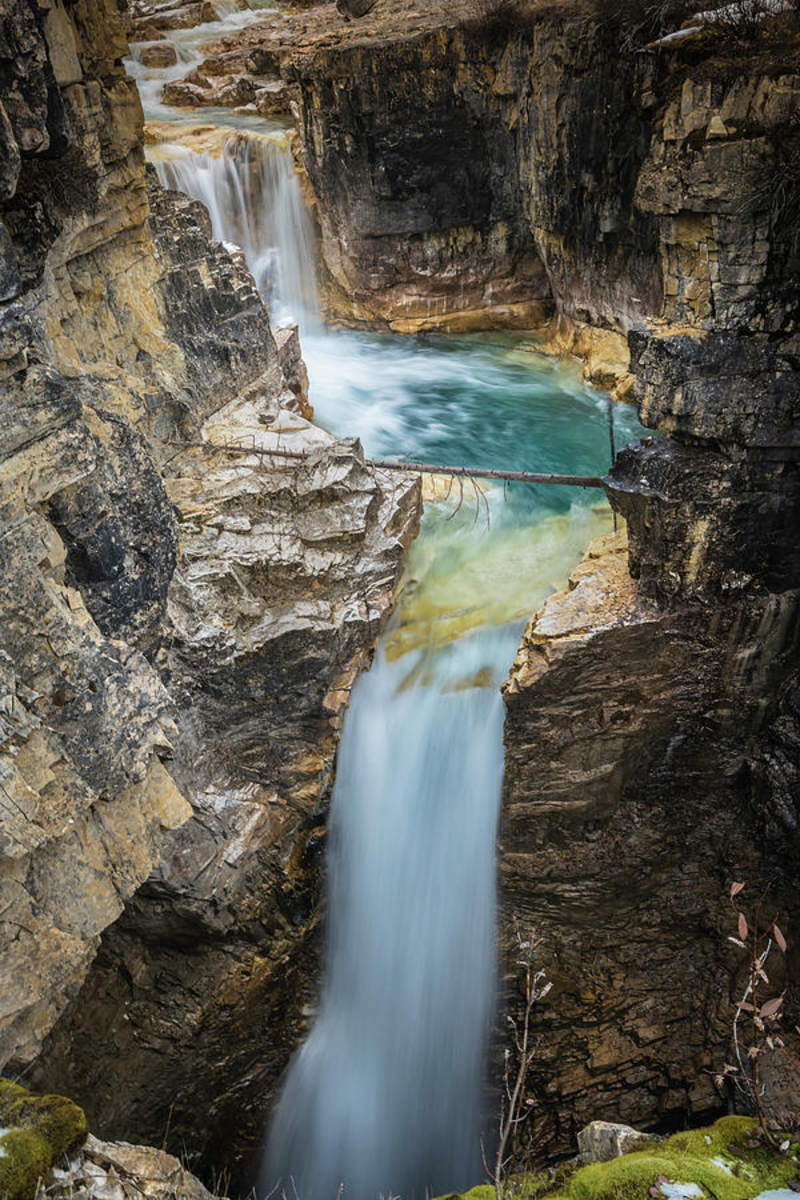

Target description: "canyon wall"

left=295, top=27, right=551, bottom=330
left=504, top=15, right=800, bottom=1163
left=0, top=0, right=419, bottom=1178
left=278, top=0, right=800, bottom=1161
left=2, top=0, right=797, bottom=1180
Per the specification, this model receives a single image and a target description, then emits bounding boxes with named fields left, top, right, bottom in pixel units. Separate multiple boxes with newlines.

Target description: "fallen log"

left=169, top=439, right=606, bottom=489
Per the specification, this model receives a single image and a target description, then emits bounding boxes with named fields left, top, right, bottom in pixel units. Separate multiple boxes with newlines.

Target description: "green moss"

left=0, top=1079, right=88, bottom=1199
left=556, top=1117, right=795, bottom=1200
left=446, top=1118, right=799, bottom=1200
left=456, top=1174, right=560, bottom=1200
left=0, top=1128, right=53, bottom=1200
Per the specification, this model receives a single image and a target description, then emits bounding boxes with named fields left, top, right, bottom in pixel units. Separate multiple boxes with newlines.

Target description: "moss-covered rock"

left=0, top=1128, right=53, bottom=1200
left=0, top=1080, right=88, bottom=1200
left=449, top=1118, right=800, bottom=1200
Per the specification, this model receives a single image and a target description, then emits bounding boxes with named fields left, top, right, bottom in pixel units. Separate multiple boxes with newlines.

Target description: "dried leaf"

left=738, top=911, right=748, bottom=940
left=728, top=937, right=746, bottom=948
left=775, top=924, right=787, bottom=953
left=760, top=995, right=784, bottom=1018
left=737, top=1001, right=755, bottom=1012
left=731, top=881, right=746, bottom=897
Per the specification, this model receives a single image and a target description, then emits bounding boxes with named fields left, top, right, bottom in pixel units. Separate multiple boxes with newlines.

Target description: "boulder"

left=577, top=1119, right=659, bottom=1163
left=139, top=41, right=178, bottom=67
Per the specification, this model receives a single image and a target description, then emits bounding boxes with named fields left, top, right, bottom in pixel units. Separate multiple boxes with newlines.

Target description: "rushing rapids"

left=128, top=21, right=644, bottom=1199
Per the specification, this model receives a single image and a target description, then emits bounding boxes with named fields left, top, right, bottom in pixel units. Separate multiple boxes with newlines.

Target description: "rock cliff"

left=3, top=0, right=798, bottom=1182
left=0, top=0, right=419, bottom=1178
left=495, top=16, right=800, bottom=1161
left=225, top=0, right=800, bottom=1162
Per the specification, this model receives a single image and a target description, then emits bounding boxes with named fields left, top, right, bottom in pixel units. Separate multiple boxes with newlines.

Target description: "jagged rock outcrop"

left=0, top=0, right=419, bottom=1178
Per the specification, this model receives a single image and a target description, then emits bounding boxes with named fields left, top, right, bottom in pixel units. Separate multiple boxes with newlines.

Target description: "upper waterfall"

left=152, top=129, right=320, bottom=331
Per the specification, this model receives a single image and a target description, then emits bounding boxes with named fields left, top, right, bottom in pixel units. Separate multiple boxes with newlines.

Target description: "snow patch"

left=0, top=1127, right=19, bottom=1158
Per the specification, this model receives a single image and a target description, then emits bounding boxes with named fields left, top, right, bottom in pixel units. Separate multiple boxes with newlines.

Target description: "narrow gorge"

left=0, top=1, right=798, bottom=1199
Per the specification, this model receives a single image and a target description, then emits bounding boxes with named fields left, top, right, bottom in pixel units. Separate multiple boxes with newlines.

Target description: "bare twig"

left=712, top=881, right=789, bottom=1148
left=492, top=918, right=551, bottom=1200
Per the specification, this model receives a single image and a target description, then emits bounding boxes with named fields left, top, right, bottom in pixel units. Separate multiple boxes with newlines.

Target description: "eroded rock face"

left=0, top=0, right=420, bottom=1177
left=502, top=531, right=799, bottom=1158
left=497, top=47, right=799, bottom=1150
left=293, top=21, right=551, bottom=331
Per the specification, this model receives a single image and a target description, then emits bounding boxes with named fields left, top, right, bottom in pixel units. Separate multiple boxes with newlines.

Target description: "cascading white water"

left=263, top=627, right=514, bottom=1200
left=153, top=134, right=319, bottom=328
left=129, top=39, right=645, bottom=1198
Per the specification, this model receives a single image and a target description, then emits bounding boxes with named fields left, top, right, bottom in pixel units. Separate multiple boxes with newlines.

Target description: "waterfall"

left=262, top=628, right=513, bottom=1200
left=134, top=53, right=646, bottom=1198
left=153, top=133, right=319, bottom=329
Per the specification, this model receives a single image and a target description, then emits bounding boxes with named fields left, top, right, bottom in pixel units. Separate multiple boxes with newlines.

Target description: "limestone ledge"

left=504, top=527, right=656, bottom=698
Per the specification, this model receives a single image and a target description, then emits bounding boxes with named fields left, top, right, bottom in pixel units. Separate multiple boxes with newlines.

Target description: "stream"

left=127, top=16, right=645, bottom=1199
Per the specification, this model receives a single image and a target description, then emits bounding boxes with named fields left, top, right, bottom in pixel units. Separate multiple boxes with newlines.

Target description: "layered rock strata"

left=502, top=530, right=799, bottom=1158
left=283, top=4, right=800, bottom=363
left=0, top=0, right=418, bottom=1178
left=232, top=0, right=800, bottom=1156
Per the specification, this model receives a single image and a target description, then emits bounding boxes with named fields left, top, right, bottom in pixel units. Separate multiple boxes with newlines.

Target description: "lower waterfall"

left=263, top=630, right=512, bottom=1200
left=130, top=42, right=645, bottom=1199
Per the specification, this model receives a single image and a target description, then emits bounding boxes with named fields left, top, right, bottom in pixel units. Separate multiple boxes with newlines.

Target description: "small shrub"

left=590, top=0, right=697, bottom=50
left=459, top=0, right=536, bottom=36
left=747, top=127, right=800, bottom=258
left=711, top=880, right=790, bottom=1148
